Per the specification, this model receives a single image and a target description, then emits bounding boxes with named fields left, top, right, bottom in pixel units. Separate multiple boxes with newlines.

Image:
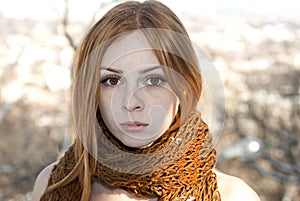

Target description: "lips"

left=120, top=121, right=149, bottom=132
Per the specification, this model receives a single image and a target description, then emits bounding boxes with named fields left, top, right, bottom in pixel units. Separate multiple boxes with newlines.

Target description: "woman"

left=33, top=1, right=260, bottom=200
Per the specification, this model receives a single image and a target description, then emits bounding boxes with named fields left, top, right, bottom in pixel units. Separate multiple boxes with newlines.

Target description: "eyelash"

left=144, top=74, right=167, bottom=86
left=99, top=74, right=167, bottom=87
left=100, top=74, right=122, bottom=86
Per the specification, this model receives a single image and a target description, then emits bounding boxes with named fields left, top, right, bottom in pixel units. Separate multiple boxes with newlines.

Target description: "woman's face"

left=99, top=31, right=179, bottom=148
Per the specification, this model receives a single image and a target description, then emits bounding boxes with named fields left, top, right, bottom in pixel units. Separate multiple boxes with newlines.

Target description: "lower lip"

left=120, top=124, right=148, bottom=132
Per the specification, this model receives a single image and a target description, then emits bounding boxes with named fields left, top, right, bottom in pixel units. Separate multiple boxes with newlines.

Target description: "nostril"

left=124, top=105, right=142, bottom=112
left=122, top=92, right=145, bottom=112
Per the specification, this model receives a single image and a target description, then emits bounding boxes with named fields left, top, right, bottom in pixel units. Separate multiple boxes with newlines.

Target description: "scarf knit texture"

left=41, top=111, right=221, bottom=201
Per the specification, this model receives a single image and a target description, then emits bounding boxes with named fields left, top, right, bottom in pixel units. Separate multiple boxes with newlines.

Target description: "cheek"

left=150, top=89, right=178, bottom=111
left=99, top=89, right=114, bottom=120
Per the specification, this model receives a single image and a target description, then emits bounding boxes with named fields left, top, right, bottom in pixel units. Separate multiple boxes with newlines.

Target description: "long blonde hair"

left=45, top=1, right=202, bottom=200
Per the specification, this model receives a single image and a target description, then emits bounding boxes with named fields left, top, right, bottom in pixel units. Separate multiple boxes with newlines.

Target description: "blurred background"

left=0, top=0, right=299, bottom=200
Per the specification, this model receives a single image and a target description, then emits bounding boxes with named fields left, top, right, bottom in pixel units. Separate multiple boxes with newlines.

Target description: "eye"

left=100, top=75, right=121, bottom=86
left=145, top=75, right=166, bottom=86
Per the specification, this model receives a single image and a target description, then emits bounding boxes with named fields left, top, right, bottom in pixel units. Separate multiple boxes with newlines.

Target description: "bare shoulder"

left=214, top=169, right=261, bottom=201
left=32, top=161, right=58, bottom=201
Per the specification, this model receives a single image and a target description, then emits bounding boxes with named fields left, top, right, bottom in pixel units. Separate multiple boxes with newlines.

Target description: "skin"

left=32, top=163, right=261, bottom=201
left=32, top=31, right=261, bottom=201
left=99, top=31, right=179, bottom=148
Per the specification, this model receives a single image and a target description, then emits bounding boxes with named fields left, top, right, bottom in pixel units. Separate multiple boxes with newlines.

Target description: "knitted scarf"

left=41, top=111, right=220, bottom=201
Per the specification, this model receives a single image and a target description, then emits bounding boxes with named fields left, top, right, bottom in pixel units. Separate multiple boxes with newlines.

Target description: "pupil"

left=151, top=78, right=159, bottom=85
left=110, top=78, right=118, bottom=85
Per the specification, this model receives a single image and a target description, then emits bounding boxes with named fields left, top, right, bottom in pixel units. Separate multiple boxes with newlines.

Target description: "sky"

left=0, top=0, right=300, bottom=21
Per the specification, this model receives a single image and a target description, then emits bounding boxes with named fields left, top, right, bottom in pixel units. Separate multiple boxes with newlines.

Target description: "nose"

left=122, top=90, right=144, bottom=112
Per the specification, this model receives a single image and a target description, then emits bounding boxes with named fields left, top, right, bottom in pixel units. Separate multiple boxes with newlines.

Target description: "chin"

left=121, top=139, right=154, bottom=148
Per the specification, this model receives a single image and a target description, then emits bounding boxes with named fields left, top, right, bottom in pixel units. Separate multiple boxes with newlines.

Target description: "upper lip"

left=120, top=121, right=149, bottom=126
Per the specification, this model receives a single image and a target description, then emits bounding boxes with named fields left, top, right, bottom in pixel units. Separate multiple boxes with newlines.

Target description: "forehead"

left=101, top=30, right=160, bottom=68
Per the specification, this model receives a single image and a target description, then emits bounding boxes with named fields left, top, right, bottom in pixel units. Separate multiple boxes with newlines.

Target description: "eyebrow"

left=101, top=67, right=123, bottom=73
left=139, top=66, right=162, bottom=74
left=101, top=66, right=162, bottom=74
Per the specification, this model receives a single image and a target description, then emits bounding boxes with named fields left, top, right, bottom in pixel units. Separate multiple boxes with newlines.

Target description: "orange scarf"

left=41, top=112, right=220, bottom=201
